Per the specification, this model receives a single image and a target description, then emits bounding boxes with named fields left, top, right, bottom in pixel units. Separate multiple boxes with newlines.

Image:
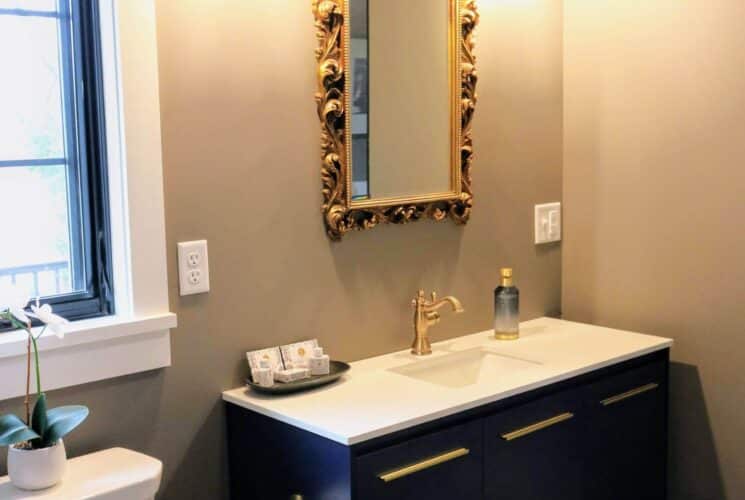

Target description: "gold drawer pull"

left=601, top=382, right=659, bottom=406
left=501, top=412, right=574, bottom=441
left=378, top=448, right=470, bottom=483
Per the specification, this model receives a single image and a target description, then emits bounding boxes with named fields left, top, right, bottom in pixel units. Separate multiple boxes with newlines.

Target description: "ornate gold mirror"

left=313, top=0, right=479, bottom=240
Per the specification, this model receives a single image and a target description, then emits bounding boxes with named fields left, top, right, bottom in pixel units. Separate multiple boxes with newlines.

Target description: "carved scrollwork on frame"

left=313, top=0, right=479, bottom=241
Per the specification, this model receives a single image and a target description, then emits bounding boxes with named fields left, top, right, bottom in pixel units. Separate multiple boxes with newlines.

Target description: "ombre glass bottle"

left=494, top=268, right=519, bottom=340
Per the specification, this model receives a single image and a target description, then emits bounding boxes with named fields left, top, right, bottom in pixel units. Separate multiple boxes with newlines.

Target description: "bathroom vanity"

left=223, top=318, right=672, bottom=499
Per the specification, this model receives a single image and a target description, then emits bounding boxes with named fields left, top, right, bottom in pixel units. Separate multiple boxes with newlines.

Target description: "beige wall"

left=0, top=1, right=562, bottom=498
left=563, top=1, right=745, bottom=498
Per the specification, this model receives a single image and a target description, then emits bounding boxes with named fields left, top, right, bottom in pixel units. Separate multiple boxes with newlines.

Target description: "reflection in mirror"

left=350, top=0, right=369, bottom=200
left=349, top=0, right=453, bottom=202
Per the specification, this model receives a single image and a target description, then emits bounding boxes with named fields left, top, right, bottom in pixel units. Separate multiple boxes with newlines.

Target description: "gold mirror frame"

left=313, top=0, right=479, bottom=241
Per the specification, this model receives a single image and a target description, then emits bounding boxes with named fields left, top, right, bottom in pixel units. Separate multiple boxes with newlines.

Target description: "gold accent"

left=501, top=412, right=574, bottom=441
left=378, top=448, right=470, bottom=483
left=494, top=331, right=519, bottom=341
left=313, top=0, right=480, bottom=240
left=500, top=268, right=513, bottom=287
left=411, top=290, right=464, bottom=356
left=601, top=383, right=659, bottom=406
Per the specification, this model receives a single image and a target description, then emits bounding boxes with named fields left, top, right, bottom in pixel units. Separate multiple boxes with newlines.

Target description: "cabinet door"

left=583, top=359, right=668, bottom=500
left=484, top=390, right=584, bottom=500
left=355, top=420, right=483, bottom=500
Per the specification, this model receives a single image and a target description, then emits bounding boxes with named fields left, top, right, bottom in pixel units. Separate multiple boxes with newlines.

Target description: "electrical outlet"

left=535, top=202, right=562, bottom=244
left=178, top=240, right=210, bottom=296
left=187, top=251, right=201, bottom=268
left=188, top=269, right=201, bottom=285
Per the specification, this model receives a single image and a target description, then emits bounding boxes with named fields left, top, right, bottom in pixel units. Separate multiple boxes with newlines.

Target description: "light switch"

left=178, top=240, right=210, bottom=296
left=535, top=202, right=561, bottom=244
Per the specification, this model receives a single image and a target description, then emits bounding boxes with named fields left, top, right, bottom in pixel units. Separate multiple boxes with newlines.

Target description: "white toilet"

left=0, top=447, right=162, bottom=499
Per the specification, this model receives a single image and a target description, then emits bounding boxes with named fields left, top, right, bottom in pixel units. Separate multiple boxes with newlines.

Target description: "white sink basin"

left=388, top=347, right=542, bottom=388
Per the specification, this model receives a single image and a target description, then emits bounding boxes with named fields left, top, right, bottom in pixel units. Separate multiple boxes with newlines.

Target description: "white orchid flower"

left=0, top=284, right=31, bottom=325
left=28, top=299, right=69, bottom=338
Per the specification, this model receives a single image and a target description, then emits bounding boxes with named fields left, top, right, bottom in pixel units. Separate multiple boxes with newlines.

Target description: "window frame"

left=0, top=0, right=175, bottom=401
left=0, top=0, right=114, bottom=323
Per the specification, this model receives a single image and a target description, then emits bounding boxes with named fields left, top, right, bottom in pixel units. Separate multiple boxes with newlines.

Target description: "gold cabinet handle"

left=378, top=448, right=470, bottom=483
left=601, top=382, right=659, bottom=406
left=501, top=412, right=574, bottom=441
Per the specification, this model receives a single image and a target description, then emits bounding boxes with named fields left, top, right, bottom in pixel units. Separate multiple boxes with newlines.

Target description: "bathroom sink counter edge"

left=222, top=317, right=672, bottom=446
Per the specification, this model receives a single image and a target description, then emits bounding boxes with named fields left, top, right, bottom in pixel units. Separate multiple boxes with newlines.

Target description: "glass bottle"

left=494, top=268, right=519, bottom=340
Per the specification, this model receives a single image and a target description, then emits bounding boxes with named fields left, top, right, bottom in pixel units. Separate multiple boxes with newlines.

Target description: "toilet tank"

left=0, top=447, right=163, bottom=499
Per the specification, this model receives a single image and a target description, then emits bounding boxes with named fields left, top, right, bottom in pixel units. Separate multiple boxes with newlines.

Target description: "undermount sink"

left=388, top=347, right=542, bottom=388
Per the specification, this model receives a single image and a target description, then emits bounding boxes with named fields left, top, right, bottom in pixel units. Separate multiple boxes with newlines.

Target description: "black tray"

left=246, top=360, right=350, bottom=395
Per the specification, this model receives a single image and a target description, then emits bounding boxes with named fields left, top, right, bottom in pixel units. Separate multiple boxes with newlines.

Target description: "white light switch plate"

left=535, top=202, right=562, bottom=244
left=178, top=240, right=210, bottom=296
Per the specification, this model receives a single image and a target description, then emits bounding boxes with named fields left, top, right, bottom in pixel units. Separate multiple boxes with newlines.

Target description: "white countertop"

left=223, top=318, right=673, bottom=446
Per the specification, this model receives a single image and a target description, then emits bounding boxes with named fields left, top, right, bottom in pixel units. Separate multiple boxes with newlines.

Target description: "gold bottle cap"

left=500, top=268, right=513, bottom=286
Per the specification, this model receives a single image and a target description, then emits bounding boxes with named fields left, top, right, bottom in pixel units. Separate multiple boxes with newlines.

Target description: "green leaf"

left=0, top=414, right=39, bottom=447
left=42, top=406, right=89, bottom=447
left=31, top=393, right=48, bottom=447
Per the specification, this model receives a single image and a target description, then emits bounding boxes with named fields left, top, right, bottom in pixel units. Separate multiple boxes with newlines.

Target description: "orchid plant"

left=0, top=284, right=88, bottom=450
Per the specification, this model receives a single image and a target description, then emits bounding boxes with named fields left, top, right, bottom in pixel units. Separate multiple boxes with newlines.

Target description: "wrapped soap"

left=280, top=339, right=319, bottom=369
left=274, top=367, right=311, bottom=383
left=246, top=347, right=284, bottom=374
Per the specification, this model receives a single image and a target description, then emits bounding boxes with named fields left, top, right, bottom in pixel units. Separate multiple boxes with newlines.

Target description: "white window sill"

left=0, top=313, right=176, bottom=401
left=0, top=1, right=172, bottom=402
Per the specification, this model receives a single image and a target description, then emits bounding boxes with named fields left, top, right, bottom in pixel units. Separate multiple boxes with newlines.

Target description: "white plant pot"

left=7, top=440, right=67, bottom=491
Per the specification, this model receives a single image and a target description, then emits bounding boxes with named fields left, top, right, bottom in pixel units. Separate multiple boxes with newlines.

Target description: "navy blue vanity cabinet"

left=225, top=350, right=669, bottom=500
left=582, top=358, right=668, bottom=500
left=225, top=405, right=354, bottom=500
left=483, top=389, right=585, bottom=500
left=354, top=420, right=483, bottom=500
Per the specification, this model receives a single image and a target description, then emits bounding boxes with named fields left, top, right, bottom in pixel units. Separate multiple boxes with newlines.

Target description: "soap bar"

left=274, top=367, right=311, bottom=383
left=246, top=347, right=284, bottom=374
left=280, top=340, right=319, bottom=369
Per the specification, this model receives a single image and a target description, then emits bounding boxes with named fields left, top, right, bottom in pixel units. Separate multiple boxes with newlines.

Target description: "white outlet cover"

left=535, top=202, right=562, bottom=244
left=178, top=240, right=210, bottom=296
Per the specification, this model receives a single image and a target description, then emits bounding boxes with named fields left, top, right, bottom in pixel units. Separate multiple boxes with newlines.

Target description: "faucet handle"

left=412, top=289, right=425, bottom=308
left=430, top=291, right=437, bottom=303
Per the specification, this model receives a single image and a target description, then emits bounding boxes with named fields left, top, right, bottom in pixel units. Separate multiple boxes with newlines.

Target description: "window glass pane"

left=0, top=166, right=76, bottom=298
left=0, top=0, right=110, bottom=322
left=0, top=1, right=57, bottom=11
left=0, top=14, right=65, bottom=160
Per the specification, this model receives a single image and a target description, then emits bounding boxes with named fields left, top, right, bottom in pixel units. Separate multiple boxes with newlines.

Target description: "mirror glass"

left=349, top=0, right=454, bottom=203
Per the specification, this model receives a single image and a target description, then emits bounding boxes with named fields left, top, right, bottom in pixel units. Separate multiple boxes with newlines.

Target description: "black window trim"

left=0, top=0, right=114, bottom=325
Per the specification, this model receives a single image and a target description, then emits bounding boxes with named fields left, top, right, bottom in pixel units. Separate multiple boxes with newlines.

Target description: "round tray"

left=246, top=360, right=350, bottom=395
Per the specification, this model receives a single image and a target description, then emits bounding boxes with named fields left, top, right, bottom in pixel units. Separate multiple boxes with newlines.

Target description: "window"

left=0, top=0, right=113, bottom=321
left=0, top=0, right=175, bottom=400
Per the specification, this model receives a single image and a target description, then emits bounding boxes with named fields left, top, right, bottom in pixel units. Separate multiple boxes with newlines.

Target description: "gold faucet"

left=411, top=290, right=464, bottom=356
